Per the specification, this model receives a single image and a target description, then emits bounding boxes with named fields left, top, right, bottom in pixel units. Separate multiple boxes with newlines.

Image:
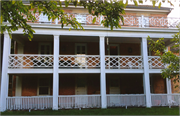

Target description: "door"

left=109, top=44, right=119, bottom=55
left=75, top=77, right=87, bottom=95
left=37, top=43, right=52, bottom=67
left=109, top=77, right=120, bottom=106
left=75, top=44, right=87, bottom=68
left=75, top=76, right=88, bottom=108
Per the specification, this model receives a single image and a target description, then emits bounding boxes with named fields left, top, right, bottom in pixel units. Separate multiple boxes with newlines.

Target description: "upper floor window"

left=39, top=43, right=52, bottom=54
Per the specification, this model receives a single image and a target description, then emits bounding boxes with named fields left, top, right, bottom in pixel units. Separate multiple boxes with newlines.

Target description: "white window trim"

left=75, top=43, right=87, bottom=55
left=37, top=77, right=50, bottom=96
left=38, top=43, right=52, bottom=55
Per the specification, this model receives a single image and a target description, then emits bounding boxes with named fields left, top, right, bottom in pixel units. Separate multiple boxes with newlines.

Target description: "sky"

left=125, top=0, right=180, bottom=18
left=167, top=0, right=180, bottom=18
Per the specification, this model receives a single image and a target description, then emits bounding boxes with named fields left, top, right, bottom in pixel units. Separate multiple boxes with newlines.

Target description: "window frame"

left=37, top=77, right=50, bottom=96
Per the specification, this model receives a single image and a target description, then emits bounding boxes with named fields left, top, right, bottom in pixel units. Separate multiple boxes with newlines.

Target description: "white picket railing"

left=148, top=56, right=165, bottom=69
left=107, top=94, right=146, bottom=107
left=58, top=95, right=101, bottom=109
left=105, top=56, right=143, bottom=69
left=6, top=96, right=53, bottom=110
left=59, top=55, right=100, bottom=69
left=8, top=54, right=54, bottom=69
left=151, top=94, right=180, bottom=106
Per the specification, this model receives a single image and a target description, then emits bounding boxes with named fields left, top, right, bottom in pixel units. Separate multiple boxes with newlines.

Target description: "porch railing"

left=8, top=54, right=167, bottom=70
left=6, top=96, right=53, bottom=110
left=8, top=54, right=54, bottom=69
left=148, top=56, right=165, bottom=69
left=58, top=95, right=101, bottom=109
left=59, top=55, right=100, bottom=69
left=107, top=94, right=146, bottom=107
left=105, top=56, right=143, bottom=69
left=16, top=12, right=180, bottom=28
left=151, top=94, right=180, bottom=106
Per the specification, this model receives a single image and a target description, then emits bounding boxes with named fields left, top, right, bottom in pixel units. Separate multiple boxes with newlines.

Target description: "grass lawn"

left=1, top=107, right=179, bottom=115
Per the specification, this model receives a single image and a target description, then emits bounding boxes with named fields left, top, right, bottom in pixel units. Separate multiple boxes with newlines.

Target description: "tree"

left=1, top=0, right=174, bottom=40
left=147, top=24, right=180, bottom=86
left=1, top=0, right=126, bottom=40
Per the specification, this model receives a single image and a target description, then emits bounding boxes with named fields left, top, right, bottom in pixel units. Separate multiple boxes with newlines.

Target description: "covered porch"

left=8, top=34, right=166, bottom=70
left=6, top=73, right=179, bottom=110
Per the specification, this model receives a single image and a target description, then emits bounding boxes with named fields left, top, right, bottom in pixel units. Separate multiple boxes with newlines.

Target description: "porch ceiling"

left=60, top=36, right=142, bottom=43
left=12, top=34, right=53, bottom=43
left=12, top=34, right=171, bottom=45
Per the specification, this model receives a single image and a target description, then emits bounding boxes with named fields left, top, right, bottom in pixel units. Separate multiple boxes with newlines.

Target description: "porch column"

left=53, top=35, right=59, bottom=110
left=99, top=36, right=107, bottom=108
left=141, top=37, right=151, bottom=107
left=0, top=32, right=11, bottom=112
left=165, top=47, right=172, bottom=103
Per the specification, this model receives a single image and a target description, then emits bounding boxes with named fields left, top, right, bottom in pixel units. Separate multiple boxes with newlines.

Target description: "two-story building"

left=0, top=2, right=180, bottom=111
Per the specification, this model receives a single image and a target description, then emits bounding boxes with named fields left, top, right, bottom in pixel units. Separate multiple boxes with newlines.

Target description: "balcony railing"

left=107, top=94, right=146, bottom=107
left=151, top=94, right=180, bottom=106
left=58, top=95, right=101, bottom=109
left=8, top=54, right=54, bottom=69
left=16, top=12, right=180, bottom=28
left=8, top=54, right=166, bottom=69
left=105, top=56, right=143, bottom=69
left=59, top=55, right=100, bottom=69
left=6, top=96, right=53, bottom=110
left=148, top=56, right=165, bottom=69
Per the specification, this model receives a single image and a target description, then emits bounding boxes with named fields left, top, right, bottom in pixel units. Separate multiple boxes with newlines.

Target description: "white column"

left=165, top=47, right=172, bottom=103
left=0, top=36, right=2, bottom=95
left=141, top=37, right=151, bottom=108
left=0, top=32, right=11, bottom=112
left=53, top=35, right=59, bottom=110
left=99, top=36, right=107, bottom=108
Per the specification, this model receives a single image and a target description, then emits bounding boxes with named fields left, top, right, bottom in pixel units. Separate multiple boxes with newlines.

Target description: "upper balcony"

left=19, top=13, right=180, bottom=29
left=8, top=35, right=166, bottom=71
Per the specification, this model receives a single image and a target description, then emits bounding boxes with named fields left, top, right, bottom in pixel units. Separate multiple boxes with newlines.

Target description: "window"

left=38, top=77, right=50, bottom=95
left=75, top=44, right=87, bottom=66
left=39, top=43, right=52, bottom=54
left=75, top=43, right=87, bottom=55
left=39, top=14, right=52, bottom=24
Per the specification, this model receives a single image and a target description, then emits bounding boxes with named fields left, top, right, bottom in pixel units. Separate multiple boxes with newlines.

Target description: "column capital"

left=99, top=36, right=105, bottom=38
left=142, top=37, right=147, bottom=39
left=53, top=34, right=60, bottom=37
left=142, top=37, right=147, bottom=42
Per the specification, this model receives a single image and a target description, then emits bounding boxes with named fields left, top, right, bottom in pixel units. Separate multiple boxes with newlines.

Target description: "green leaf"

left=138, top=0, right=143, bottom=4
left=12, top=0, right=16, bottom=4
left=133, top=0, right=138, bottom=6
left=158, top=2, right=161, bottom=9
left=92, top=17, right=96, bottom=24
left=124, top=0, right=128, bottom=7
left=65, top=0, right=69, bottom=7
left=69, top=28, right=71, bottom=31
left=152, top=1, right=156, bottom=7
